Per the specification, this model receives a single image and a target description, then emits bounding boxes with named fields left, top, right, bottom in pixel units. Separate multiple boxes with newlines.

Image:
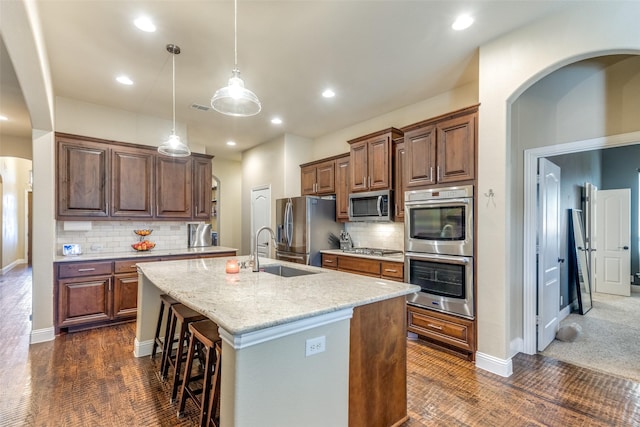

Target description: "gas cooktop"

left=342, top=247, right=403, bottom=256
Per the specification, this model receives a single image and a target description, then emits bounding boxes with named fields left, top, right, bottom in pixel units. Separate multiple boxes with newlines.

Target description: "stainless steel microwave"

left=348, top=189, right=393, bottom=222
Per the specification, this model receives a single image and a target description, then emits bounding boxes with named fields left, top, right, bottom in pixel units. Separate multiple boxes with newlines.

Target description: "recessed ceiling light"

left=322, top=89, right=336, bottom=98
left=452, top=14, right=474, bottom=31
left=271, top=117, right=282, bottom=125
left=0, top=115, right=8, bottom=121
left=134, top=17, right=156, bottom=32
left=116, top=75, right=134, bottom=85
left=226, top=141, right=236, bottom=146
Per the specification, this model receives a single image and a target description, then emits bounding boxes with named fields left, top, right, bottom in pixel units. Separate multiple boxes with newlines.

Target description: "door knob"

left=623, top=246, right=629, bottom=250
left=558, top=258, right=565, bottom=263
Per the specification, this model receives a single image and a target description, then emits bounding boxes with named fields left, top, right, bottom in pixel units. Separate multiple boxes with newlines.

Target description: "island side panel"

left=134, top=271, right=163, bottom=357
left=349, top=296, right=408, bottom=427
left=221, top=319, right=351, bottom=427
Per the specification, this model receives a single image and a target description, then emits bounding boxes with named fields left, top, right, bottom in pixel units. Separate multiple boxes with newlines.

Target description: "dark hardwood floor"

left=1, top=264, right=639, bottom=426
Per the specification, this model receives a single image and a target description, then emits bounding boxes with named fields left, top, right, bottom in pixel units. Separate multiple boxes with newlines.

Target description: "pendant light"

left=158, top=44, right=191, bottom=157
left=211, top=0, right=261, bottom=117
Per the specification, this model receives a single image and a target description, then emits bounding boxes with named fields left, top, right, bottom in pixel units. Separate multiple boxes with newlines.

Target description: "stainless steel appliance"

left=405, top=185, right=475, bottom=319
left=405, top=185, right=473, bottom=256
left=188, top=223, right=213, bottom=247
left=405, top=252, right=474, bottom=319
left=348, top=189, right=393, bottom=222
left=275, top=196, right=342, bottom=266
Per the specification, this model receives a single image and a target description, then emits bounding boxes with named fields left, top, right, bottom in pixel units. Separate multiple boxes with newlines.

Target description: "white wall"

left=0, top=157, right=31, bottom=270
left=0, top=134, right=32, bottom=159
left=212, top=157, right=242, bottom=251
left=478, top=1, right=640, bottom=364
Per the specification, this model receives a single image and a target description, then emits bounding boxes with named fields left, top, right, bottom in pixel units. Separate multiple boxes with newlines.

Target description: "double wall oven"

left=404, top=185, right=475, bottom=319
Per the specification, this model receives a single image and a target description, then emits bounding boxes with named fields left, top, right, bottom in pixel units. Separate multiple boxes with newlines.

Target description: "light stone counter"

left=54, top=245, right=237, bottom=262
left=136, top=255, right=417, bottom=336
left=135, top=255, right=418, bottom=427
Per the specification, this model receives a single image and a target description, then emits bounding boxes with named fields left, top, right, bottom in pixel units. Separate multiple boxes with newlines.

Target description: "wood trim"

left=347, top=127, right=403, bottom=145
left=400, top=104, right=480, bottom=133
left=299, top=152, right=349, bottom=168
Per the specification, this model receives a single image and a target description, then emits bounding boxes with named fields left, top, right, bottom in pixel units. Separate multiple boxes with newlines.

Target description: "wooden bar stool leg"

left=150, top=301, right=165, bottom=360
left=170, top=319, right=191, bottom=403
left=177, top=329, right=198, bottom=417
left=198, top=345, right=216, bottom=426
left=205, top=342, right=222, bottom=427
left=161, top=308, right=178, bottom=380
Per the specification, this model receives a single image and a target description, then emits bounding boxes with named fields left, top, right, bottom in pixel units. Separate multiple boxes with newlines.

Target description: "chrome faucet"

left=253, top=226, right=276, bottom=272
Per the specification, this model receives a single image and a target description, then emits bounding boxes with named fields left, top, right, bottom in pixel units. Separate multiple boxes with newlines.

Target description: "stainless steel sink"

left=260, top=264, right=318, bottom=278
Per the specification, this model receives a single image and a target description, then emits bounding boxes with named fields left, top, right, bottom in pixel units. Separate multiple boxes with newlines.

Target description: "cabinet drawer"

left=407, top=306, right=474, bottom=352
left=338, top=256, right=380, bottom=276
left=114, top=258, right=160, bottom=274
left=58, top=261, right=113, bottom=278
left=381, top=261, right=404, bottom=281
left=322, top=254, right=338, bottom=270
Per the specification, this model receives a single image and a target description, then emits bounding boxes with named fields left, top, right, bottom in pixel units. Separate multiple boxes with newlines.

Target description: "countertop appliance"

left=348, top=189, right=393, bottom=222
left=188, top=223, right=213, bottom=247
left=276, top=196, right=342, bottom=266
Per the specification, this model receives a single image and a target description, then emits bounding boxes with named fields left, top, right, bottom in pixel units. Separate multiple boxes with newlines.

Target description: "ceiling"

left=0, top=0, right=574, bottom=159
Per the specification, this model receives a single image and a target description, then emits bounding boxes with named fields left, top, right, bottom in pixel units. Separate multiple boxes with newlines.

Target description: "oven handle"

left=377, top=196, right=382, bottom=216
left=405, top=252, right=472, bottom=266
left=405, top=197, right=471, bottom=207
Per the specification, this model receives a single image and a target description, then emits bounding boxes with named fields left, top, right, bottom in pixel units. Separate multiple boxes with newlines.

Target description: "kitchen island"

left=136, top=256, right=418, bottom=427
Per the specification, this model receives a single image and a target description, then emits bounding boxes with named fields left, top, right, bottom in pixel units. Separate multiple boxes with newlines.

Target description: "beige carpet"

left=541, top=285, right=640, bottom=383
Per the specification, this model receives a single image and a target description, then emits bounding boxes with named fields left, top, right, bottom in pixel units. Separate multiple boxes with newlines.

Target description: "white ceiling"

left=0, top=0, right=574, bottom=159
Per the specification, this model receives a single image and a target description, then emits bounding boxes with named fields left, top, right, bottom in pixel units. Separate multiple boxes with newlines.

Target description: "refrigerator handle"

left=285, top=199, right=293, bottom=247
left=377, top=195, right=383, bottom=216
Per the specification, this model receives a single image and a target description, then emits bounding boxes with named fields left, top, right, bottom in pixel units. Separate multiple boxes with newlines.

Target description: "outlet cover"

left=305, top=336, right=326, bottom=357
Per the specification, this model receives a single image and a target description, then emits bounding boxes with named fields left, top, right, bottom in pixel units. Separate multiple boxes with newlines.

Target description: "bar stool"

left=151, top=294, right=180, bottom=363
left=161, top=304, right=207, bottom=403
left=177, top=320, right=222, bottom=427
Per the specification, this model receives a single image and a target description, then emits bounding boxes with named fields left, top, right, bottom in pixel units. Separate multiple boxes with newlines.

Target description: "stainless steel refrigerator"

left=275, top=196, right=342, bottom=266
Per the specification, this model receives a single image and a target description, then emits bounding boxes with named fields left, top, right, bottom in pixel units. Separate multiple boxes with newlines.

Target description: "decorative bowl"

left=132, top=240, right=156, bottom=251
left=134, top=229, right=153, bottom=236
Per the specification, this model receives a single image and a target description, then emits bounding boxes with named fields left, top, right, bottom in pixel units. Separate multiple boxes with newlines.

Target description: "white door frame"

left=250, top=184, right=271, bottom=256
left=523, top=130, right=640, bottom=354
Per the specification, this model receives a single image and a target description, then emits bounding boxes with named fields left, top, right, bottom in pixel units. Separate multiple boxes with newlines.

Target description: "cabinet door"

left=437, top=113, right=476, bottom=184
left=367, top=135, right=391, bottom=190
left=349, top=140, right=369, bottom=193
left=193, top=156, right=213, bottom=220
left=57, top=276, right=111, bottom=327
left=156, top=156, right=192, bottom=218
left=394, top=141, right=406, bottom=221
left=111, top=146, right=154, bottom=218
left=335, top=156, right=350, bottom=221
left=57, top=138, right=109, bottom=218
left=337, top=256, right=381, bottom=277
left=315, top=160, right=336, bottom=194
left=301, top=165, right=317, bottom=195
left=405, top=125, right=437, bottom=188
left=113, top=274, right=138, bottom=319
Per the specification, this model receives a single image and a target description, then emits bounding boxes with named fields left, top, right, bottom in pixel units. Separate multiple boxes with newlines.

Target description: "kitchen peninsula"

left=136, top=256, right=418, bottom=427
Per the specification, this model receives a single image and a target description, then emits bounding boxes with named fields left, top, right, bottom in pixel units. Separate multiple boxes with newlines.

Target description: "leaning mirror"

left=569, top=209, right=592, bottom=314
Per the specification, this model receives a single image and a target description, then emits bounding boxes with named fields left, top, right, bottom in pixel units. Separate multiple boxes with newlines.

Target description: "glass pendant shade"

left=211, top=68, right=261, bottom=117
left=158, top=43, right=191, bottom=157
left=158, top=133, right=190, bottom=157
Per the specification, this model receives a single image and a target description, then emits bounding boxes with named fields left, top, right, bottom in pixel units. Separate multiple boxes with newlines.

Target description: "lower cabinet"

left=407, top=304, right=476, bottom=360
left=54, top=251, right=236, bottom=333
left=321, top=253, right=404, bottom=282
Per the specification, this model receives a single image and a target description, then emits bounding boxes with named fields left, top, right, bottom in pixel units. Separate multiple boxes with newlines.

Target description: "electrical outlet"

left=305, top=336, right=326, bottom=357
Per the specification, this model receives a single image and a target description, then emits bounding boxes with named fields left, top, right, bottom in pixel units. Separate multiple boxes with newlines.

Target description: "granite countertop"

left=138, top=256, right=418, bottom=336
left=54, top=246, right=237, bottom=262
left=320, top=248, right=404, bottom=262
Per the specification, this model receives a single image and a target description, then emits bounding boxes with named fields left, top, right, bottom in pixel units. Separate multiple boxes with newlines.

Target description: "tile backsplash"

left=56, top=221, right=193, bottom=256
left=344, top=222, right=404, bottom=251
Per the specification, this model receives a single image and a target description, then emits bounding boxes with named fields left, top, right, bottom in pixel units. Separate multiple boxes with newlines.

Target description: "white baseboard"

left=510, top=337, right=524, bottom=355
left=30, top=327, right=55, bottom=344
left=475, top=352, right=513, bottom=377
left=134, top=338, right=154, bottom=358
left=559, top=304, right=571, bottom=321
left=1, top=259, right=26, bottom=275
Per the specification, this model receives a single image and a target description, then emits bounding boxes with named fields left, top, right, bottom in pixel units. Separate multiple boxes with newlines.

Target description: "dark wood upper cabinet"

left=57, top=137, right=110, bottom=218
left=348, top=128, right=402, bottom=193
left=335, top=155, right=350, bottom=221
left=192, top=156, right=213, bottom=220
left=403, top=105, right=478, bottom=189
left=301, top=159, right=335, bottom=195
left=111, top=146, right=154, bottom=218
left=393, top=139, right=406, bottom=221
left=156, top=155, right=192, bottom=219
left=55, top=133, right=213, bottom=221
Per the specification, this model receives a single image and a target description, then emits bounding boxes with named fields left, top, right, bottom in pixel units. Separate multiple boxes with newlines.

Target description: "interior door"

left=595, top=189, right=631, bottom=296
left=537, top=158, right=561, bottom=351
left=251, top=186, right=271, bottom=258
